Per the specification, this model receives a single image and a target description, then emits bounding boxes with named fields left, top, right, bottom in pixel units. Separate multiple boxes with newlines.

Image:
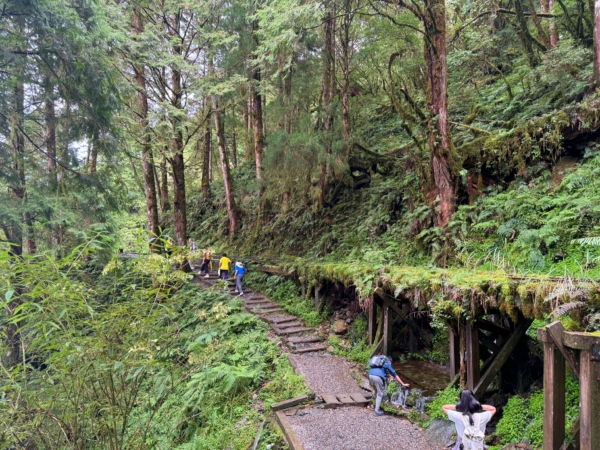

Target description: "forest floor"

left=193, top=268, right=435, bottom=450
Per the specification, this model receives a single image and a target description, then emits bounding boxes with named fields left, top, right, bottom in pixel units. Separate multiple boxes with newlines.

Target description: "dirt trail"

left=194, top=269, right=435, bottom=450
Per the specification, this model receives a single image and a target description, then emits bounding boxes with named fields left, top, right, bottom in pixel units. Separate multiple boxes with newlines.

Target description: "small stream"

left=387, top=360, right=450, bottom=412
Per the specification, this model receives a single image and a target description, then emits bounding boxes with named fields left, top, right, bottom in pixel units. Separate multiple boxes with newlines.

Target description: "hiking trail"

left=194, top=267, right=437, bottom=450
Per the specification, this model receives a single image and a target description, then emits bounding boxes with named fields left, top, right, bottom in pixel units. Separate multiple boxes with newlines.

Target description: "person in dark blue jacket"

left=368, top=355, right=409, bottom=416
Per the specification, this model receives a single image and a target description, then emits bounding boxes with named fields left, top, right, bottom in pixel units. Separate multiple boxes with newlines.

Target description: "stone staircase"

left=196, top=271, right=327, bottom=354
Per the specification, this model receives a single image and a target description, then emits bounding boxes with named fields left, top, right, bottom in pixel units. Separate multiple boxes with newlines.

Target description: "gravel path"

left=287, top=407, right=435, bottom=450
left=288, top=353, right=366, bottom=396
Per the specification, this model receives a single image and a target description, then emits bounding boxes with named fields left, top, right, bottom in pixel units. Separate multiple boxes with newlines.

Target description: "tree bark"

left=231, top=128, right=238, bottom=168
left=133, top=7, right=160, bottom=251
left=594, top=0, right=600, bottom=83
left=424, top=0, right=456, bottom=227
left=89, top=137, right=98, bottom=174
left=212, top=96, right=238, bottom=235
left=251, top=28, right=265, bottom=184
left=9, top=82, right=25, bottom=257
left=318, top=3, right=336, bottom=208
left=514, top=0, right=540, bottom=67
left=540, top=0, right=558, bottom=47
left=169, top=11, right=190, bottom=271
left=160, top=154, right=170, bottom=212
left=339, top=0, right=354, bottom=141
left=202, top=110, right=211, bottom=196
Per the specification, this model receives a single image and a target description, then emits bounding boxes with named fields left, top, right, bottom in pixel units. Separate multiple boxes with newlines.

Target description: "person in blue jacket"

left=368, top=355, right=409, bottom=416
left=234, top=262, right=247, bottom=296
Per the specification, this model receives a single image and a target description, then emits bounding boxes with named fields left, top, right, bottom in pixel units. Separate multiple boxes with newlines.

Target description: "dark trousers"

left=201, top=260, right=210, bottom=273
left=221, top=270, right=229, bottom=280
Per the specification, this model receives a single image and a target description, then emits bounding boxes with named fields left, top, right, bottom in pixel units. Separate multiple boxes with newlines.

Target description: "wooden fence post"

left=538, top=328, right=566, bottom=450
left=368, top=302, right=377, bottom=346
left=450, top=327, right=460, bottom=379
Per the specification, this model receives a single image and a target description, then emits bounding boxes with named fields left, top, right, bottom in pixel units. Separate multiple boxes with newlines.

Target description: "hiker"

left=201, top=245, right=212, bottom=277
left=368, top=355, right=409, bottom=417
left=219, top=253, right=232, bottom=281
left=442, top=389, right=496, bottom=450
left=165, top=237, right=173, bottom=257
left=234, top=262, right=246, bottom=295
left=188, top=238, right=197, bottom=252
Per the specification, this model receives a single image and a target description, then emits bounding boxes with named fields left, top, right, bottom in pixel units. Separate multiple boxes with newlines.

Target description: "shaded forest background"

left=2, top=0, right=600, bottom=447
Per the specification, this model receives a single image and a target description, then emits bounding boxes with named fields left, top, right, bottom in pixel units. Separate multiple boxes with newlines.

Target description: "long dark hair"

left=455, top=390, right=483, bottom=425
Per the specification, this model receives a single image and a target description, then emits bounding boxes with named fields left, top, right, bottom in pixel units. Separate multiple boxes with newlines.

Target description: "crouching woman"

left=443, top=390, right=496, bottom=450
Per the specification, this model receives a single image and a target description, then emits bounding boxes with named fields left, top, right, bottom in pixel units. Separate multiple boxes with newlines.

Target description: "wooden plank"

left=546, top=321, right=580, bottom=377
left=559, top=417, right=580, bottom=450
left=275, top=411, right=305, bottom=450
left=370, top=338, right=383, bottom=358
left=349, top=393, right=370, bottom=406
left=336, top=394, right=356, bottom=405
left=450, top=328, right=460, bottom=379
left=466, top=322, right=480, bottom=391
left=295, top=344, right=326, bottom=353
left=368, top=302, right=377, bottom=346
left=322, top=394, right=342, bottom=409
left=383, top=303, right=393, bottom=356
left=473, top=318, right=532, bottom=399
left=271, top=395, right=310, bottom=411
left=476, top=318, right=511, bottom=336
left=579, top=350, right=600, bottom=450
left=543, top=340, right=566, bottom=450
left=563, top=331, right=600, bottom=351
left=288, top=335, right=321, bottom=344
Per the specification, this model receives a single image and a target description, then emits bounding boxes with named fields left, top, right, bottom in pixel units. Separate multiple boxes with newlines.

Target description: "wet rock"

left=422, top=419, right=456, bottom=448
left=332, top=320, right=347, bottom=334
left=405, top=393, right=418, bottom=407
left=339, top=339, right=352, bottom=349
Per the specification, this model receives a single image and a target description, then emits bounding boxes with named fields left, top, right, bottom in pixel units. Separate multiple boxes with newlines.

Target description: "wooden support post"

left=450, top=327, right=460, bottom=379
left=301, top=282, right=306, bottom=298
left=314, top=286, right=319, bottom=309
left=368, top=302, right=377, bottom=346
left=459, top=326, right=467, bottom=388
left=538, top=327, right=566, bottom=450
left=466, top=321, right=480, bottom=391
left=547, top=321, right=580, bottom=376
left=580, top=350, right=600, bottom=450
left=383, top=303, right=393, bottom=356
left=473, top=318, right=532, bottom=399
left=564, top=332, right=600, bottom=450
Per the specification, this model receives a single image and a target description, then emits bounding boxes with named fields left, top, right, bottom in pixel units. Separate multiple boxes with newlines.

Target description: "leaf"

left=5, top=289, right=14, bottom=302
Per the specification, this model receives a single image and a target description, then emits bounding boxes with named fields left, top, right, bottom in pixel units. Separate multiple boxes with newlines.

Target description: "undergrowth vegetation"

left=0, top=242, right=307, bottom=449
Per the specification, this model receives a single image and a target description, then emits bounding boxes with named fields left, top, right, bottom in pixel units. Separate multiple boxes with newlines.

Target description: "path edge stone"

left=275, top=411, right=306, bottom=450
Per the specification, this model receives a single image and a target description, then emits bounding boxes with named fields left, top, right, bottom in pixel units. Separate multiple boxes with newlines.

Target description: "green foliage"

left=495, top=376, right=580, bottom=448
left=0, top=241, right=307, bottom=449
left=424, top=386, right=460, bottom=425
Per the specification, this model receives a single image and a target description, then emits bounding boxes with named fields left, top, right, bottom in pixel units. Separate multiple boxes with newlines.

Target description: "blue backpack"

left=368, top=355, right=388, bottom=368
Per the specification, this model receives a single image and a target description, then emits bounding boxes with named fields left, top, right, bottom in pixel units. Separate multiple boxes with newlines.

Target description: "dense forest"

left=2, top=0, right=600, bottom=447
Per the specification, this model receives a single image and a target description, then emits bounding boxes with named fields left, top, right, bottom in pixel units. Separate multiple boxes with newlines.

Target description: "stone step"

left=247, top=296, right=265, bottom=301
left=294, top=343, right=327, bottom=353
left=245, top=299, right=272, bottom=305
left=254, top=308, right=285, bottom=315
left=273, top=326, right=312, bottom=336
left=349, top=393, right=370, bottom=406
left=266, top=315, right=298, bottom=324
left=288, top=335, right=322, bottom=344
left=277, top=321, right=304, bottom=329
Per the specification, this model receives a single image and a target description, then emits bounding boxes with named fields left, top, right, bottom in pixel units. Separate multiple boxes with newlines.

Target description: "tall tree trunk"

left=282, top=64, right=293, bottom=211
left=133, top=7, right=160, bottom=251
left=318, top=3, right=336, bottom=208
left=160, top=154, right=170, bottom=213
left=251, top=22, right=265, bottom=184
left=245, top=93, right=254, bottom=161
left=340, top=0, right=353, bottom=142
left=514, top=0, right=540, bottom=67
left=424, top=0, right=456, bottom=228
left=231, top=128, right=238, bottom=168
left=45, top=77, right=60, bottom=249
left=539, top=0, right=558, bottom=47
left=9, top=82, right=25, bottom=257
left=594, top=0, right=600, bottom=83
left=202, top=112, right=211, bottom=196
left=212, top=96, right=238, bottom=235
left=169, top=11, right=190, bottom=271
left=90, top=137, right=98, bottom=174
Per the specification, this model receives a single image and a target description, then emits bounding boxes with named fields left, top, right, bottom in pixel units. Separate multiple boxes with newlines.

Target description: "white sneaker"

left=239, top=292, right=244, bottom=296
left=204, top=274, right=210, bottom=278
left=235, top=290, right=239, bottom=293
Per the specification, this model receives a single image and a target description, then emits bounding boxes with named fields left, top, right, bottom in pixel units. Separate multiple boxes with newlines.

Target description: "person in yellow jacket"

left=201, top=245, right=213, bottom=277
left=219, top=253, right=232, bottom=281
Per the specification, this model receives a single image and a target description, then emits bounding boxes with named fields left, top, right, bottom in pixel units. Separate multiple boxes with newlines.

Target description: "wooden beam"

left=579, top=349, right=600, bottom=450
left=473, top=318, right=532, bottom=399
left=546, top=321, right=580, bottom=377
left=314, top=286, right=320, bottom=309
left=377, top=292, right=430, bottom=344
left=479, top=333, right=501, bottom=355
left=450, top=327, right=460, bottom=379
left=543, top=339, right=566, bottom=450
left=466, top=322, right=480, bottom=391
left=476, top=318, right=511, bottom=336
left=368, top=302, right=377, bottom=346
left=383, top=303, right=393, bottom=356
